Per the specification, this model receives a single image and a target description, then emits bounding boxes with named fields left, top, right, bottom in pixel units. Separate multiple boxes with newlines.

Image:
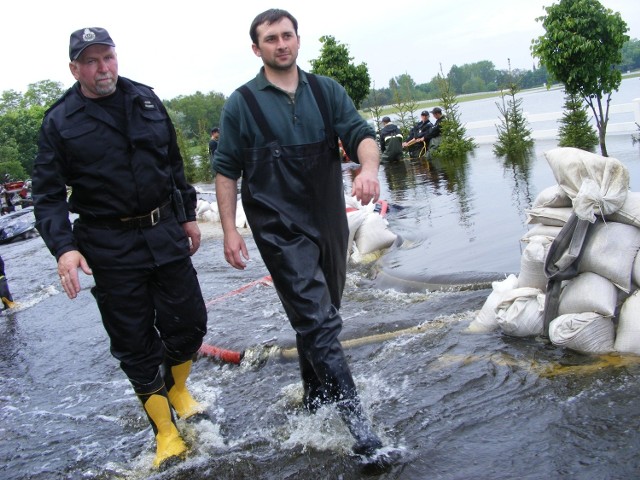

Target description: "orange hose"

left=198, top=343, right=244, bottom=364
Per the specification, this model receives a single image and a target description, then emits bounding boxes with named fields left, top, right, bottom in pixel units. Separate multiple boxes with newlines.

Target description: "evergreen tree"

left=390, top=82, right=418, bottom=140
left=432, top=66, right=476, bottom=160
left=557, top=91, right=599, bottom=151
left=493, top=61, right=534, bottom=158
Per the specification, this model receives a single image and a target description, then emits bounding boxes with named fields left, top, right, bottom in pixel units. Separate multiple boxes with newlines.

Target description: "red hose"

left=198, top=343, right=244, bottom=364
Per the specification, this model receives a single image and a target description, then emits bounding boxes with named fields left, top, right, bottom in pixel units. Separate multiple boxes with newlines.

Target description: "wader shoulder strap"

left=235, top=74, right=336, bottom=149
left=306, top=73, right=336, bottom=149
left=236, top=85, right=277, bottom=144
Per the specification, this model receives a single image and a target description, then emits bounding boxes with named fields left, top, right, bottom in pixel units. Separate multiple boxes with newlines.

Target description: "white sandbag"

left=354, top=213, right=397, bottom=255
left=201, top=210, right=218, bottom=223
left=558, top=272, right=618, bottom=317
left=466, top=274, right=519, bottom=333
left=521, top=224, right=562, bottom=243
left=196, top=199, right=211, bottom=216
left=607, top=191, right=640, bottom=228
left=236, top=200, right=248, bottom=228
left=347, top=209, right=367, bottom=257
left=548, top=312, right=615, bottom=354
left=518, top=236, right=550, bottom=291
left=495, top=287, right=545, bottom=337
left=344, top=194, right=363, bottom=211
left=578, top=221, right=640, bottom=292
left=525, top=207, right=573, bottom=227
left=614, top=290, right=640, bottom=354
left=544, top=147, right=629, bottom=223
left=533, top=184, right=573, bottom=209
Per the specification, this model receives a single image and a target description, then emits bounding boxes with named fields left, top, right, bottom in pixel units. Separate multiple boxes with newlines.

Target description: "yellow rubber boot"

left=140, top=392, right=187, bottom=468
left=165, top=359, right=207, bottom=420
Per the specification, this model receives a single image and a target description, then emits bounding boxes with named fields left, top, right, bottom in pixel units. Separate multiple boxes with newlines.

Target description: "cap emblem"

left=82, top=29, right=97, bottom=42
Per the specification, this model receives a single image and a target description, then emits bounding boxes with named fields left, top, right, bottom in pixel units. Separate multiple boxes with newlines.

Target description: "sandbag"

left=354, top=213, right=397, bottom=255
left=578, top=221, right=640, bottom=292
left=548, top=312, right=615, bottom=354
left=346, top=209, right=367, bottom=257
left=607, top=191, right=640, bottom=228
left=533, top=184, right=573, bottom=209
left=495, top=287, right=545, bottom=337
left=466, top=274, right=519, bottom=333
left=614, top=290, right=640, bottom=354
left=236, top=199, right=248, bottom=228
left=525, top=207, right=573, bottom=227
left=558, top=272, right=618, bottom=317
left=518, top=236, right=550, bottom=291
left=544, top=147, right=629, bottom=223
left=521, top=224, right=562, bottom=243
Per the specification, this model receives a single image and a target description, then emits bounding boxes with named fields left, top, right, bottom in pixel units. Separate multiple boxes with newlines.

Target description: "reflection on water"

left=500, top=149, right=535, bottom=220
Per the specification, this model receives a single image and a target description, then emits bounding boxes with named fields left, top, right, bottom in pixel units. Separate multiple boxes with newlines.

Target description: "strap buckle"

left=149, top=207, right=160, bottom=226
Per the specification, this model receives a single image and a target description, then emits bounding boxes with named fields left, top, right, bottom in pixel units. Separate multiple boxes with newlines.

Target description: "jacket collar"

left=63, top=76, right=152, bottom=117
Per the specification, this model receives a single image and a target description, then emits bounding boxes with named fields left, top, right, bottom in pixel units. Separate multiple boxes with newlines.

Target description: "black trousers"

left=91, top=257, right=207, bottom=388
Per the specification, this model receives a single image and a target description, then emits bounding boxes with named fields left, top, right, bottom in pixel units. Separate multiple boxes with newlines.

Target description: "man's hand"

left=58, top=250, right=92, bottom=299
left=352, top=138, right=381, bottom=206
left=223, top=229, right=250, bottom=270
left=182, top=221, right=201, bottom=255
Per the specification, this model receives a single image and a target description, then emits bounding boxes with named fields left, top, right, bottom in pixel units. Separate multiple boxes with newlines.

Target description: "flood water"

left=1, top=83, right=640, bottom=480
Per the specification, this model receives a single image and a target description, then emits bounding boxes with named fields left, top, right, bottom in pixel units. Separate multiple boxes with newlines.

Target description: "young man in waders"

left=32, top=27, right=208, bottom=469
left=212, top=8, right=384, bottom=456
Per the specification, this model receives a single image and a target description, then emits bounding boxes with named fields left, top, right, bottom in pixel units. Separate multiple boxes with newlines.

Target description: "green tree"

left=432, top=66, right=476, bottom=160
left=22, top=80, right=66, bottom=109
left=620, top=38, right=640, bottom=72
left=175, top=126, right=197, bottom=184
left=0, top=105, right=46, bottom=175
left=362, top=82, right=385, bottom=133
left=531, top=0, right=629, bottom=156
left=390, top=82, right=418, bottom=139
left=0, top=139, right=28, bottom=180
left=309, top=35, right=370, bottom=109
left=557, top=90, right=599, bottom=151
left=164, top=90, right=226, bottom=140
left=493, top=61, right=534, bottom=159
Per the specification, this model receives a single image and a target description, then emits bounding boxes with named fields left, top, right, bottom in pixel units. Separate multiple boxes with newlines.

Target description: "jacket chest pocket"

left=59, top=122, right=103, bottom=166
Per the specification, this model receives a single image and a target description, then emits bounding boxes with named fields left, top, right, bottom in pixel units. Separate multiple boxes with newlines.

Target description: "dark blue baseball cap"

left=69, top=27, right=115, bottom=60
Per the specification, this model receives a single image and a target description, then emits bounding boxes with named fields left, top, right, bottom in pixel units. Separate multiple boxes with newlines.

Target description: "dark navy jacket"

left=33, top=77, right=196, bottom=266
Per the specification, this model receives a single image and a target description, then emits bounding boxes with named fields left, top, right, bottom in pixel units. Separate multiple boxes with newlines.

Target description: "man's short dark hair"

left=211, top=127, right=219, bottom=134
left=250, top=9, right=298, bottom=45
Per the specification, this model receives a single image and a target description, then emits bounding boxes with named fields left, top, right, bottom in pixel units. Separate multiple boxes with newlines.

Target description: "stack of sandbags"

left=196, top=198, right=220, bottom=222
left=470, top=147, right=640, bottom=356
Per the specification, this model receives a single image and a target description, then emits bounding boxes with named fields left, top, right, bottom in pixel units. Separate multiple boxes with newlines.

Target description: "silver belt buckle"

left=150, top=207, right=160, bottom=226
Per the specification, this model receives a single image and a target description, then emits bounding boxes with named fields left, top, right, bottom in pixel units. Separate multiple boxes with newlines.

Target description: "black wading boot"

left=297, top=336, right=329, bottom=412
left=337, top=397, right=383, bottom=456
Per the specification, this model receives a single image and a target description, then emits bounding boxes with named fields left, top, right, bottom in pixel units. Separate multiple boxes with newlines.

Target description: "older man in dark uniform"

left=32, top=27, right=207, bottom=469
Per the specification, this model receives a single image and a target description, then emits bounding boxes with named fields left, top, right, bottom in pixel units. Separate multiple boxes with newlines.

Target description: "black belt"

left=79, top=202, right=174, bottom=229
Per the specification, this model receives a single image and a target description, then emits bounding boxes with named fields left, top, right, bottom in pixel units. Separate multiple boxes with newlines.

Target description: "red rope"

left=204, top=275, right=273, bottom=309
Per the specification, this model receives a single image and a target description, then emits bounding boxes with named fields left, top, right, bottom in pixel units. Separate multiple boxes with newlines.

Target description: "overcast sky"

left=2, top=0, right=639, bottom=100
